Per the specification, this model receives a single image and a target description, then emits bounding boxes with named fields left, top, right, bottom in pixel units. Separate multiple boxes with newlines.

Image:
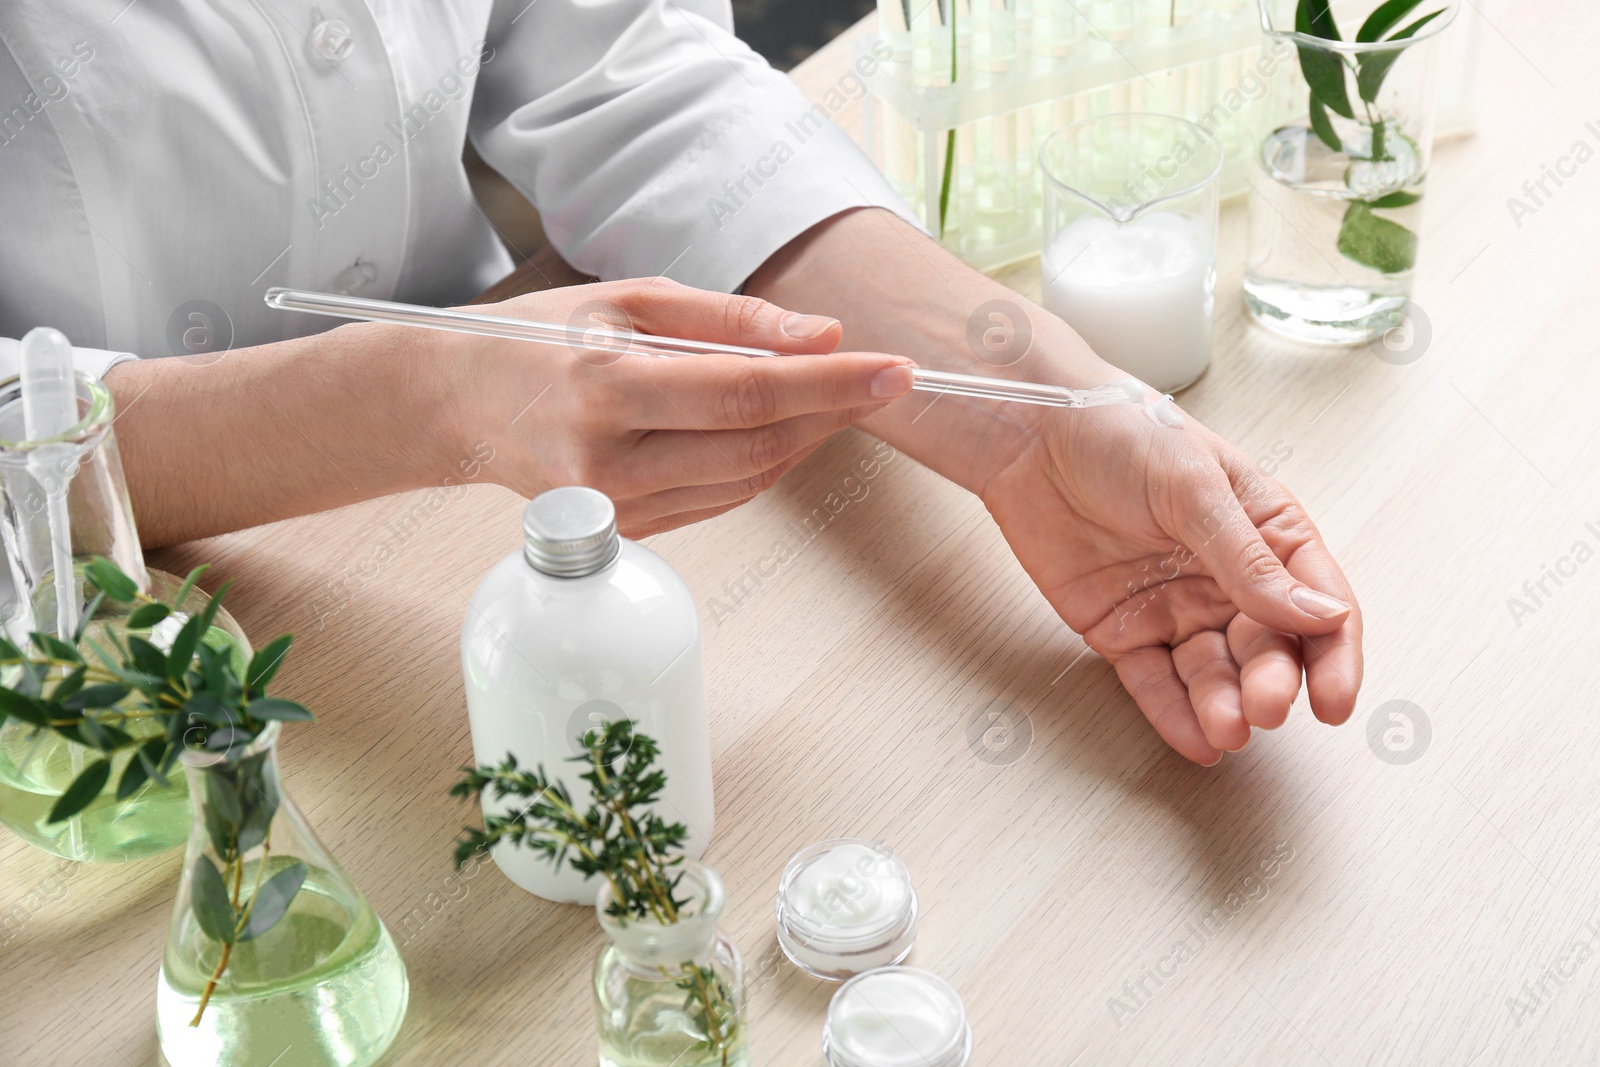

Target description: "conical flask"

left=0, top=347, right=251, bottom=861
left=155, top=722, right=409, bottom=1067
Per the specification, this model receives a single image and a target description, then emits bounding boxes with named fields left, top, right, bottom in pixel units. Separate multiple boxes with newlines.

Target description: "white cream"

left=1042, top=211, right=1215, bottom=394
left=823, top=968, right=972, bottom=1067
left=776, top=839, right=918, bottom=980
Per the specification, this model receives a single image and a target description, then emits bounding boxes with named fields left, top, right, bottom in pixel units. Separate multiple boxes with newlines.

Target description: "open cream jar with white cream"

left=775, top=838, right=918, bottom=980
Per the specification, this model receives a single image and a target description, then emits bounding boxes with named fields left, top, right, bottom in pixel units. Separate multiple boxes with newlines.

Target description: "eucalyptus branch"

left=0, top=556, right=314, bottom=1025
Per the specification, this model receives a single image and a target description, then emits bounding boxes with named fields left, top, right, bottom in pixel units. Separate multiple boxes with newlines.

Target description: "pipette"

left=18, top=327, right=82, bottom=641
left=263, top=288, right=1170, bottom=414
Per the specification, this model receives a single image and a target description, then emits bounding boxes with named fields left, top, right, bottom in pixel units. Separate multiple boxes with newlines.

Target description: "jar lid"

left=522, top=486, right=620, bottom=578
left=776, top=839, right=918, bottom=980
left=822, top=967, right=972, bottom=1067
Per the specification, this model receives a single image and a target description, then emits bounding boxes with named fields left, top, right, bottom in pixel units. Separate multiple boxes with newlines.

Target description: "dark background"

left=731, top=0, right=876, bottom=70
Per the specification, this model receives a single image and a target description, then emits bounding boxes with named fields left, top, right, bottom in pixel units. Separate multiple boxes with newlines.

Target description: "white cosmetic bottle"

left=461, top=486, right=714, bottom=904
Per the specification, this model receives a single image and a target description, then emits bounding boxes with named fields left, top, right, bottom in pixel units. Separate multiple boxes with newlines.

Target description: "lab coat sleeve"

left=471, top=0, right=922, bottom=294
left=0, top=339, right=135, bottom=382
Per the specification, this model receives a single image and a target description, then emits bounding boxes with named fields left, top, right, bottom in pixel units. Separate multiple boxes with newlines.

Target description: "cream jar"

left=775, top=838, right=918, bottom=980
left=822, top=967, right=972, bottom=1067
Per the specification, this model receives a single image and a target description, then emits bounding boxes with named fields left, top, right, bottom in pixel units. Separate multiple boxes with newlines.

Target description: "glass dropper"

left=263, top=288, right=1149, bottom=411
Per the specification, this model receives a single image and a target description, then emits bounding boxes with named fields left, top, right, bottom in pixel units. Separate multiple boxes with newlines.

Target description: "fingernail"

left=781, top=312, right=838, bottom=340
left=871, top=365, right=915, bottom=398
left=1290, top=586, right=1350, bottom=618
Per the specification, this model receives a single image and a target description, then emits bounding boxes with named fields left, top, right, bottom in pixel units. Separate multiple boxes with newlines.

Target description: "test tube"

left=876, top=0, right=913, bottom=57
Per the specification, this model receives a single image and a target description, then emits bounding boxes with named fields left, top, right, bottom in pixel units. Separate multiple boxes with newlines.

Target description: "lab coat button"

left=310, top=18, right=355, bottom=64
left=333, top=261, right=377, bottom=294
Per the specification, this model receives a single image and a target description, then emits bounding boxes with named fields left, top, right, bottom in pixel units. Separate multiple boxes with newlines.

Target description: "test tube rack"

left=859, top=0, right=1480, bottom=271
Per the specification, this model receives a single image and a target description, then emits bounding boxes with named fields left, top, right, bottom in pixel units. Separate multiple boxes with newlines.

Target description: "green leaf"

left=50, top=665, right=86, bottom=702
left=115, top=753, right=150, bottom=800
left=1296, top=0, right=1353, bottom=118
left=205, top=768, right=244, bottom=825
left=174, top=565, right=209, bottom=614
left=1369, top=189, right=1421, bottom=209
left=1370, top=118, right=1387, bottom=162
left=76, top=715, right=132, bottom=751
left=47, top=758, right=110, bottom=822
left=190, top=857, right=238, bottom=943
left=1356, top=0, right=1424, bottom=42
left=0, top=636, right=22, bottom=662
left=36, top=633, right=81, bottom=663
left=86, top=557, right=138, bottom=602
left=0, top=687, right=49, bottom=727
left=246, top=635, right=293, bottom=692
left=1337, top=202, right=1418, bottom=274
left=126, top=602, right=171, bottom=630
left=137, top=735, right=171, bottom=788
left=72, top=593, right=104, bottom=645
left=1308, top=93, right=1343, bottom=152
left=62, top=682, right=132, bottom=711
left=1356, top=9, right=1445, bottom=102
left=246, top=697, right=313, bottom=723
left=233, top=753, right=277, bottom=854
left=236, top=861, right=306, bottom=942
left=167, top=615, right=204, bottom=682
left=127, top=636, right=167, bottom=679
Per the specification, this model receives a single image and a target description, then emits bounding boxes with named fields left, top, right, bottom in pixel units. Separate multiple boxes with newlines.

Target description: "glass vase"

left=594, top=859, right=748, bottom=1067
left=0, top=369, right=251, bottom=861
left=1244, top=0, right=1457, bottom=343
left=156, top=723, right=408, bottom=1067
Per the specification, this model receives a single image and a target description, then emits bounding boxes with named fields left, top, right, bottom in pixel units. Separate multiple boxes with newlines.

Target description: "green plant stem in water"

left=937, top=0, right=957, bottom=237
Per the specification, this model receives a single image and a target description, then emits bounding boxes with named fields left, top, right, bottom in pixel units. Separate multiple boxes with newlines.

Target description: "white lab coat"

left=0, top=0, right=912, bottom=377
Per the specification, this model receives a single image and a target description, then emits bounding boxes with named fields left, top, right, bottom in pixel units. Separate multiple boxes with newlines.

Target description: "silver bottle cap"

left=522, top=486, right=620, bottom=578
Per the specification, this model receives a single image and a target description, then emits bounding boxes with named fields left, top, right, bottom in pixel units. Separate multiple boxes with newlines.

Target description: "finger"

left=1082, top=574, right=1236, bottom=658
left=1178, top=473, right=1352, bottom=637
left=618, top=351, right=915, bottom=430
left=1173, top=631, right=1249, bottom=752
left=1226, top=617, right=1303, bottom=730
left=621, top=406, right=885, bottom=490
left=615, top=496, right=749, bottom=539
left=614, top=446, right=820, bottom=530
left=1112, top=647, right=1223, bottom=766
left=588, top=277, right=846, bottom=354
left=1231, top=464, right=1365, bottom=726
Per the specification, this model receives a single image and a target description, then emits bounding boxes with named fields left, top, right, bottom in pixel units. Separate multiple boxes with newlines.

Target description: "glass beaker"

left=1244, top=0, right=1457, bottom=343
left=156, top=723, right=409, bottom=1067
left=0, top=369, right=251, bottom=861
left=1039, top=112, right=1223, bottom=393
left=594, top=858, right=748, bottom=1067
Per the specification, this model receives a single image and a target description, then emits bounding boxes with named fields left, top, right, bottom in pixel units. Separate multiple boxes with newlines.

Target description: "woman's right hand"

left=442, top=278, right=917, bottom=535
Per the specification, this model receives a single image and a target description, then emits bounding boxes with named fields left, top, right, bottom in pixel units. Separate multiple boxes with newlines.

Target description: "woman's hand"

left=452, top=278, right=917, bottom=536
left=980, top=399, right=1363, bottom=764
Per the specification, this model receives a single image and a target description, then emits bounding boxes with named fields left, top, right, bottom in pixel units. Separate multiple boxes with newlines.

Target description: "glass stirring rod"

left=262, top=288, right=1162, bottom=412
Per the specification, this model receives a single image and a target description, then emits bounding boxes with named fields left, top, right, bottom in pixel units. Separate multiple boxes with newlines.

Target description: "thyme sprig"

left=451, top=720, right=738, bottom=1065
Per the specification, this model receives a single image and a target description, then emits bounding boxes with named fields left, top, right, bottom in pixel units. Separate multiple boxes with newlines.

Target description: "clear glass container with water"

left=156, top=722, right=409, bottom=1067
left=1244, top=0, right=1457, bottom=343
left=594, top=859, right=748, bottom=1067
left=0, top=365, right=250, bottom=861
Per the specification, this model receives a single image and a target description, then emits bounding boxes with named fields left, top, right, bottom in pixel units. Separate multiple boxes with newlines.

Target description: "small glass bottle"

left=0, top=364, right=250, bottom=861
left=156, top=723, right=409, bottom=1067
left=594, top=858, right=748, bottom=1067
left=461, top=486, right=714, bottom=903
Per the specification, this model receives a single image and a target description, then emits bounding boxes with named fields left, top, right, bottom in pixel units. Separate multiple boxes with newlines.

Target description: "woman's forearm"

left=105, top=320, right=458, bottom=547
left=744, top=207, right=1124, bottom=496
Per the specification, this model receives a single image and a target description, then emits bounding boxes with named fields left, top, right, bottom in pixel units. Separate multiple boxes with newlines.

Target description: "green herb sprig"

left=1295, top=0, right=1443, bottom=274
left=451, top=721, right=738, bottom=1065
left=0, top=557, right=312, bottom=1024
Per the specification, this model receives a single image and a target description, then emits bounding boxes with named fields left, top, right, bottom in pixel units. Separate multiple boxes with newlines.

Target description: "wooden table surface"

left=6, top=3, right=1600, bottom=1064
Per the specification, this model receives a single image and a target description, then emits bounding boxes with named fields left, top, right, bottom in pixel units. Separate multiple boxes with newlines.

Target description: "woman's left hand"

left=979, top=397, right=1363, bottom=765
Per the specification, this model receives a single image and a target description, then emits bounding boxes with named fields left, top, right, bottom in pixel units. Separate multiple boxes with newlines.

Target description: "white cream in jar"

left=775, top=839, right=918, bottom=980
left=822, top=967, right=972, bottom=1067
